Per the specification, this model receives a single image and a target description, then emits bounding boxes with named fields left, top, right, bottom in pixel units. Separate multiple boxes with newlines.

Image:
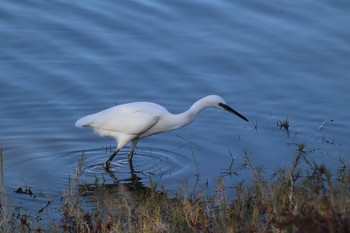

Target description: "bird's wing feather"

left=86, top=103, right=163, bottom=136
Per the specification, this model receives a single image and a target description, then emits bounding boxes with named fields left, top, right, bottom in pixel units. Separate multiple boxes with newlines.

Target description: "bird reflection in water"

left=78, top=160, right=157, bottom=208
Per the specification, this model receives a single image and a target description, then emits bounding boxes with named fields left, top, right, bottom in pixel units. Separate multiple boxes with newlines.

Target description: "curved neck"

left=168, top=97, right=212, bottom=130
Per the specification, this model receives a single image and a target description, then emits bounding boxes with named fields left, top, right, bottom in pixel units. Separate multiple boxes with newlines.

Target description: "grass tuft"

left=1, top=147, right=350, bottom=232
left=277, top=116, right=290, bottom=135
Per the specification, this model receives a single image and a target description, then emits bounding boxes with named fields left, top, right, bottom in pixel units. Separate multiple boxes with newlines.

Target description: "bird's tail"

left=75, top=114, right=95, bottom=128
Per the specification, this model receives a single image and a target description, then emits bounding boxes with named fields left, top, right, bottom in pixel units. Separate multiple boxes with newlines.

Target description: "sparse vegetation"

left=277, top=117, right=290, bottom=135
left=1, top=144, right=350, bottom=232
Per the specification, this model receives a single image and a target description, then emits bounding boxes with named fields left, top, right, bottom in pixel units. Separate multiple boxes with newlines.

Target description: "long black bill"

left=219, top=103, right=249, bottom=122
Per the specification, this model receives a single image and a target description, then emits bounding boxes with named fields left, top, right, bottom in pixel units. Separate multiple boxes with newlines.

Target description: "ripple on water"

left=80, top=146, right=191, bottom=184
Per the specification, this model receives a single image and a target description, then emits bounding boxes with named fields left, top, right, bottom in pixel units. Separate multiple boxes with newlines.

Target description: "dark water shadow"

left=78, top=161, right=159, bottom=208
left=75, top=146, right=194, bottom=209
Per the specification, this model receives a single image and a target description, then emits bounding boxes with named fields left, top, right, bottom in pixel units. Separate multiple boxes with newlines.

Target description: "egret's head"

left=206, top=95, right=249, bottom=122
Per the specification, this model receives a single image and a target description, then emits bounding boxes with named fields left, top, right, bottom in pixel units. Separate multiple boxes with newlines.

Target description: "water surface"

left=1, top=0, right=349, bottom=220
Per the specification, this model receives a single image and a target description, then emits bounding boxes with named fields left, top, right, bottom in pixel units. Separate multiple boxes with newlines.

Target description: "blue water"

left=1, top=0, right=350, bottom=221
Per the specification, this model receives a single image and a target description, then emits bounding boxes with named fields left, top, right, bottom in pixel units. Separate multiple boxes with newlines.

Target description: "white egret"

left=75, top=95, right=248, bottom=169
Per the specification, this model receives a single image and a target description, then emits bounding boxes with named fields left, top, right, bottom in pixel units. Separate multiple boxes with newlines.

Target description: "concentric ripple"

left=80, top=146, right=191, bottom=184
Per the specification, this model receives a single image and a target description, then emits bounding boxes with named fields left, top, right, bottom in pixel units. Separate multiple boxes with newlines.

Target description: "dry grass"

left=1, top=146, right=350, bottom=232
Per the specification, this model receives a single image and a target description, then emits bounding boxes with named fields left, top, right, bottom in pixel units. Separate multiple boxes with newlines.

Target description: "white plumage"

left=75, top=95, right=248, bottom=169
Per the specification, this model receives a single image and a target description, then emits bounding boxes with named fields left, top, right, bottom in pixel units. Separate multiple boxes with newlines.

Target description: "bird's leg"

left=128, top=151, right=134, bottom=163
left=106, top=168, right=119, bottom=183
left=128, top=139, right=138, bottom=163
left=129, top=159, right=135, bottom=175
left=128, top=158, right=141, bottom=184
left=104, top=149, right=120, bottom=169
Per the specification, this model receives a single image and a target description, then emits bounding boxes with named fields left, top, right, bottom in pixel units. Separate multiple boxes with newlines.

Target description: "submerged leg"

left=104, top=149, right=120, bottom=169
left=128, top=152, right=134, bottom=163
left=128, top=139, right=139, bottom=162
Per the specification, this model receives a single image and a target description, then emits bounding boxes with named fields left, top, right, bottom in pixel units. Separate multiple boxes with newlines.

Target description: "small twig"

left=177, top=135, right=201, bottom=176
left=318, top=112, right=334, bottom=131
left=220, top=151, right=242, bottom=177
left=251, top=119, right=258, bottom=133
left=37, top=199, right=52, bottom=215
